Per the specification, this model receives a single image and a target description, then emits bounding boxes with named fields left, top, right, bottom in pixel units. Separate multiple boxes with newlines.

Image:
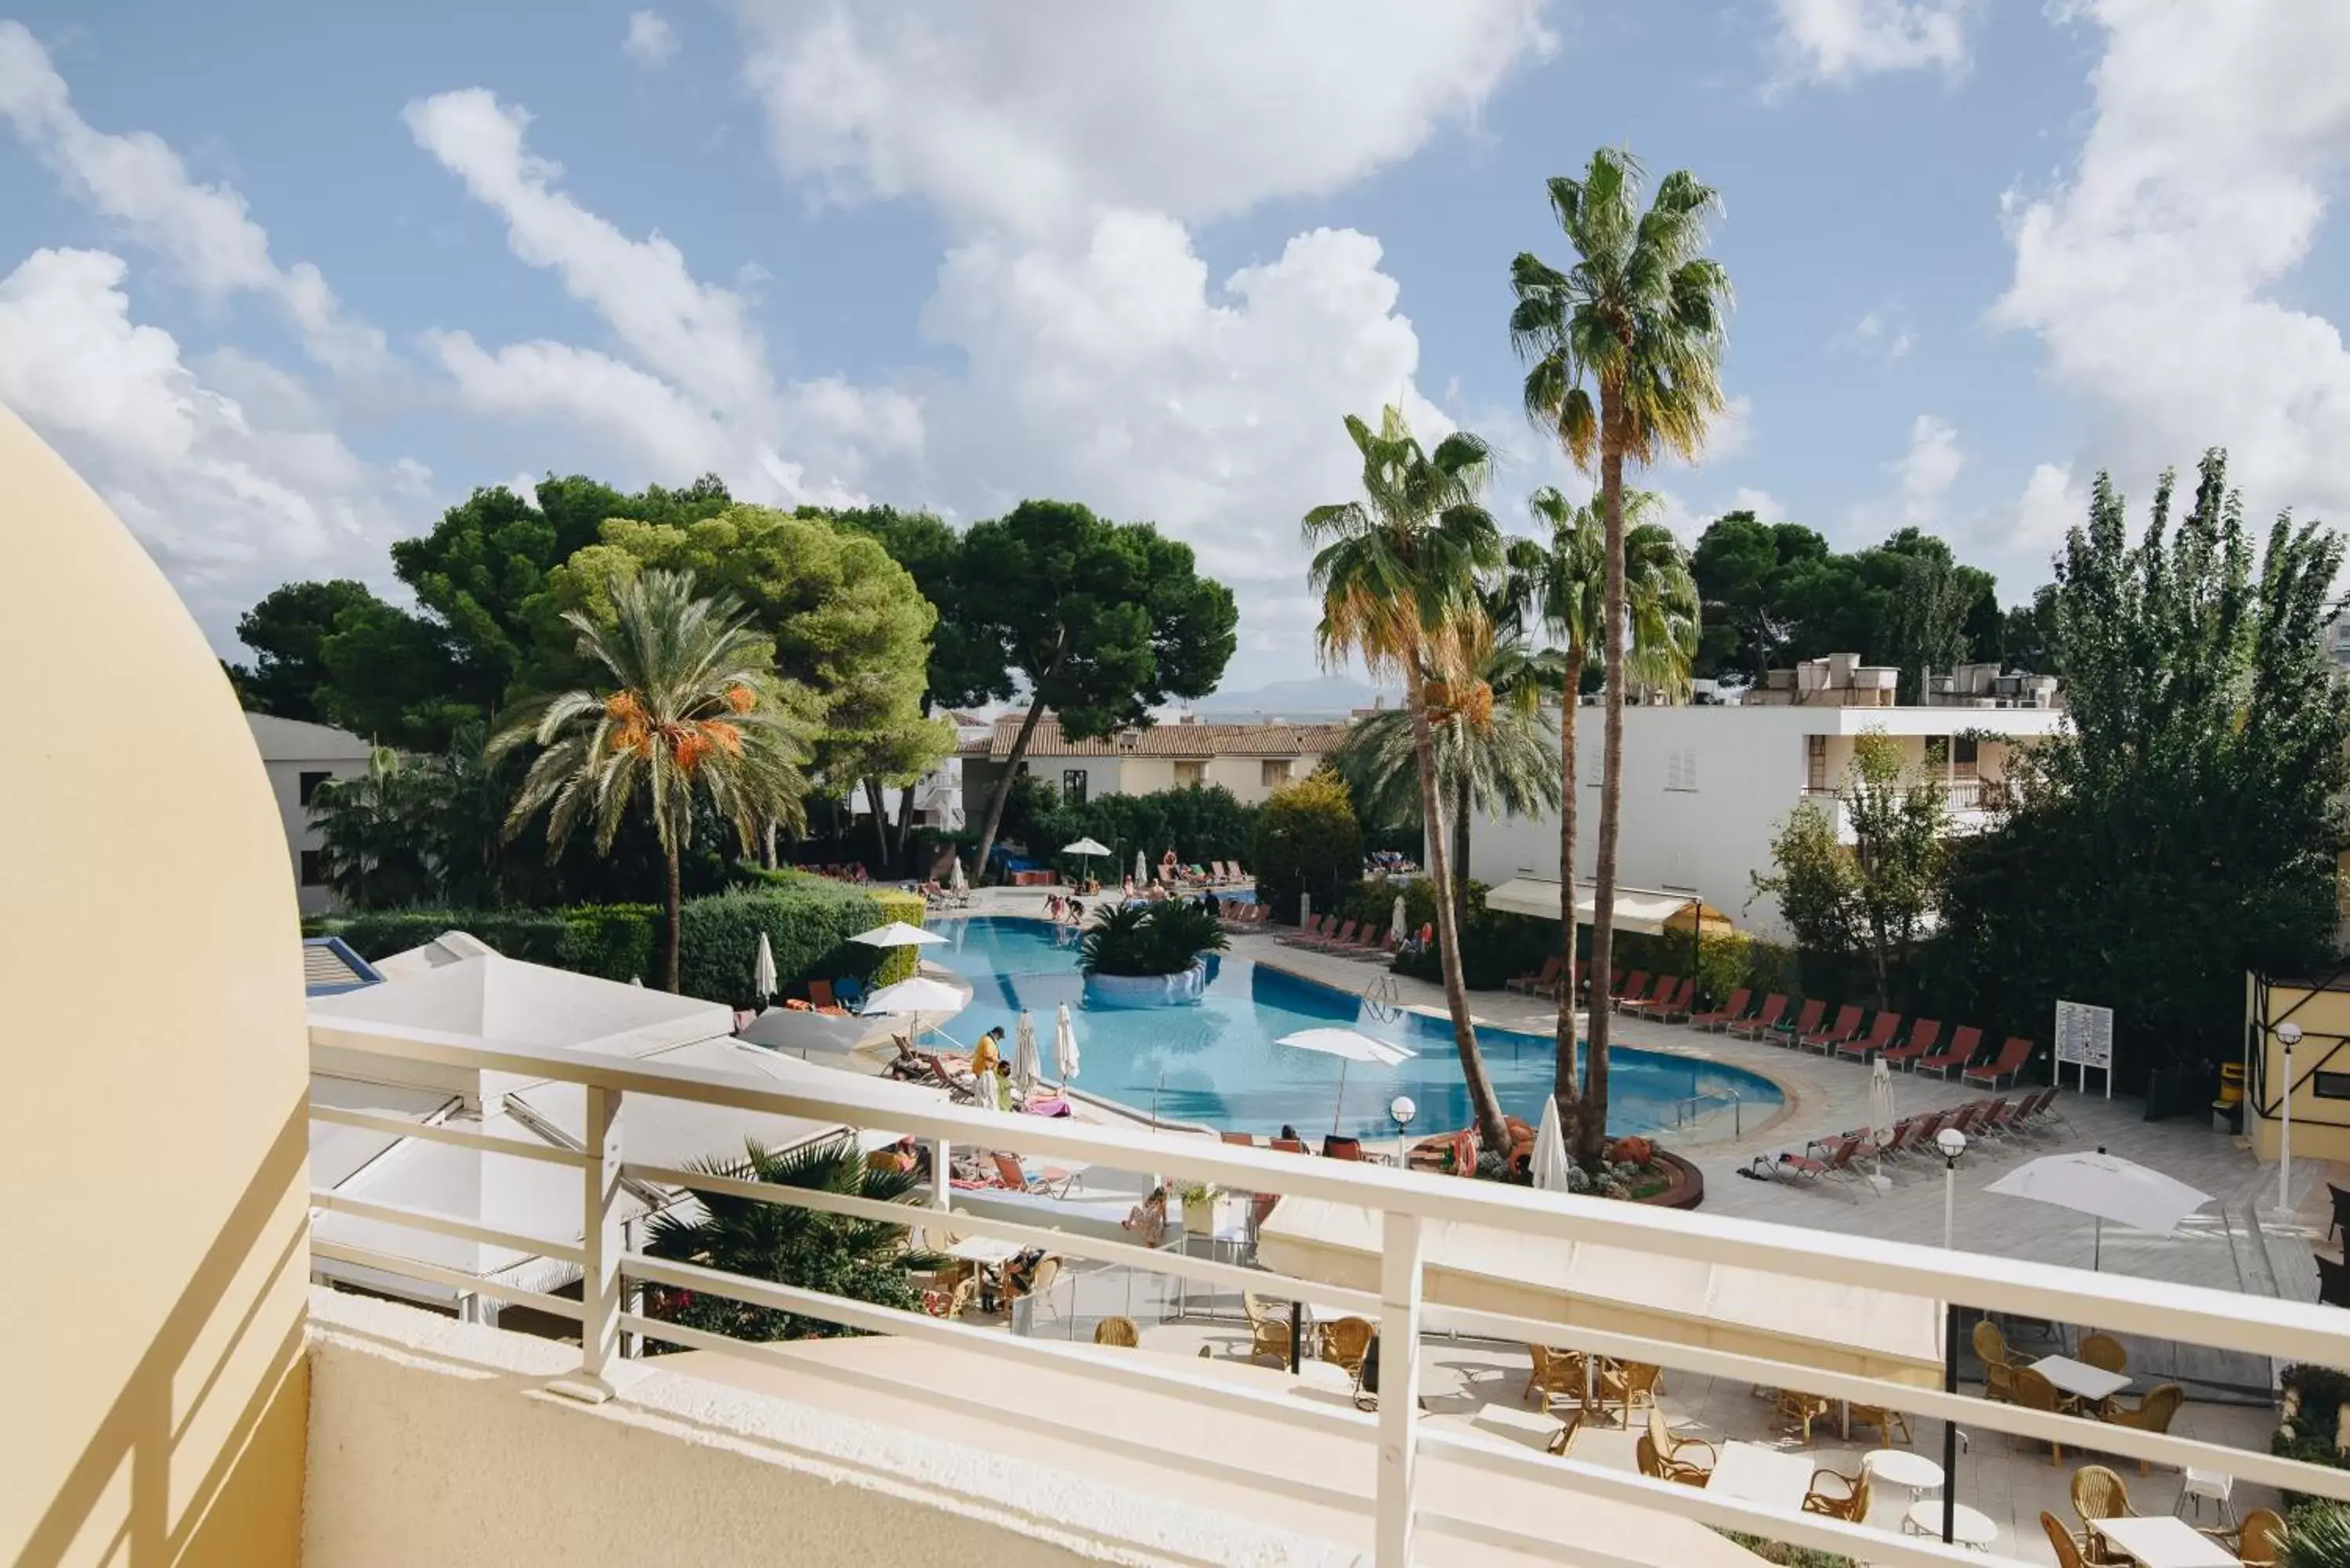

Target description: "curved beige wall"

left=0, top=409, right=309, bottom=1566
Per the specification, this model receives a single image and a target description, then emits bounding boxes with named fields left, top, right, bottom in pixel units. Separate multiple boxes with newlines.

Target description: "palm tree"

left=1304, top=404, right=1513, bottom=1157
left=639, top=1136, right=945, bottom=1347
left=1511, top=146, right=1730, bottom=1164
left=1514, top=486, right=1699, bottom=1154
left=311, top=746, right=447, bottom=909
left=493, top=568, right=812, bottom=992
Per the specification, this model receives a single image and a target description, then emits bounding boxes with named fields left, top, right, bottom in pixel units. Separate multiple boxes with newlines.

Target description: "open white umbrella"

left=1054, top=1001, right=1080, bottom=1082
left=753, top=932, right=778, bottom=1003
left=1531, top=1094, right=1572, bottom=1192
left=1277, top=1027, right=1415, bottom=1136
left=860, top=976, right=967, bottom=1017
left=1013, top=1010, right=1040, bottom=1097
left=850, top=920, right=945, bottom=948
left=1985, top=1149, right=2212, bottom=1270
left=1063, top=836, right=1111, bottom=885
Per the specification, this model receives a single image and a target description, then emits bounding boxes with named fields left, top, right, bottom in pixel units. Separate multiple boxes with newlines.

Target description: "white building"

left=1469, top=657, right=2066, bottom=943
left=960, top=713, right=1353, bottom=809
left=246, top=712, right=374, bottom=914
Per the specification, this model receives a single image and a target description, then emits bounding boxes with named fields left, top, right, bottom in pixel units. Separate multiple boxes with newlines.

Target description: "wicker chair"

left=1524, top=1344, right=1588, bottom=1408
left=1773, top=1388, right=1834, bottom=1445
left=1094, top=1315, right=1140, bottom=1348
left=1802, top=1465, right=1870, bottom=1523
left=1847, top=1399, right=1913, bottom=1446
left=1645, top=1408, right=1716, bottom=1483
left=2078, top=1331, right=2128, bottom=1376
left=1975, top=1317, right=2019, bottom=1404
left=2099, top=1383, right=2183, bottom=1474
left=2012, top=1367, right=2069, bottom=1462
left=1243, top=1292, right=1296, bottom=1365
left=2070, top=1465, right=2135, bottom=1566
left=2041, top=1510, right=2091, bottom=1568
left=1593, top=1360, right=1662, bottom=1427
left=2235, top=1507, right=2287, bottom=1568
left=1318, top=1316, right=1376, bottom=1378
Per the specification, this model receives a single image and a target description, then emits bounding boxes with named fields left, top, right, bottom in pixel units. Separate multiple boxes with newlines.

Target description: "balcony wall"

left=0, top=409, right=311, bottom=1567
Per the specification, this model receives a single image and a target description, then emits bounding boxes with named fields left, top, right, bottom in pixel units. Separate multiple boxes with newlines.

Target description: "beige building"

left=959, top=713, right=1352, bottom=809
left=247, top=713, right=374, bottom=914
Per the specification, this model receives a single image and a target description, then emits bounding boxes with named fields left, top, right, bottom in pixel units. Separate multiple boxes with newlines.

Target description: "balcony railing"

left=307, top=1014, right=2350, bottom=1568
left=1804, top=779, right=1992, bottom=813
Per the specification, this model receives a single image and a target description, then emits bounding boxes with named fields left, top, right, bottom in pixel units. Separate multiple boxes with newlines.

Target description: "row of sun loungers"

left=1600, top=972, right=2036, bottom=1089
left=1748, top=1087, right=2073, bottom=1194
left=1273, top=913, right=1426, bottom=961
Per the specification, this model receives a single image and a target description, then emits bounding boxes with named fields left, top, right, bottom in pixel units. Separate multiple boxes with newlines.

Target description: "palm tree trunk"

left=1553, top=637, right=1585, bottom=1150
left=1582, top=406, right=1628, bottom=1168
left=1452, top=769, right=1472, bottom=912
left=971, top=693, right=1050, bottom=885
left=1411, top=686, right=1512, bottom=1158
left=663, top=843, right=684, bottom=993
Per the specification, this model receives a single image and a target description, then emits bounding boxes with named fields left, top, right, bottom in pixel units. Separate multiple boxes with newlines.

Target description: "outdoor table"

left=1707, top=1441, right=1816, bottom=1512
left=1904, top=1501, right=1999, bottom=1550
left=944, top=1236, right=1025, bottom=1266
left=1864, top=1447, right=1944, bottom=1501
left=2032, top=1353, right=2132, bottom=1406
left=2087, top=1514, right=2242, bottom=1568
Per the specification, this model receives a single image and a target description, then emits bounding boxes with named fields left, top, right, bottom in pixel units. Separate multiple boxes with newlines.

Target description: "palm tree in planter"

left=1303, top=403, right=1513, bottom=1158
left=1078, top=899, right=1229, bottom=977
left=640, top=1136, right=945, bottom=1347
left=493, top=568, right=812, bottom=992
left=1510, top=146, right=1730, bottom=1164
left=1515, top=485, right=1697, bottom=1157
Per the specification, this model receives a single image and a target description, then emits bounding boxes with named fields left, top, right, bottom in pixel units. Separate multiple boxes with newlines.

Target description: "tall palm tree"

left=1511, top=146, right=1731, bottom=1164
left=1515, top=486, right=1699, bottom=1154
left=1304, top=405, right=1513, bottom=1157
left=311, top=746, right=446, bottom=909
left=493, top=568, right=812, bottom=992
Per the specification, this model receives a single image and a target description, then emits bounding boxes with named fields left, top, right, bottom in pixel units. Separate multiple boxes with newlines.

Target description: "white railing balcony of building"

left=306, top=1015, right=2350, bottom=1568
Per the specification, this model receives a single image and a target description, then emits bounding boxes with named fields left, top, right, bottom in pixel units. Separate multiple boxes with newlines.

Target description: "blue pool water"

left=932, top=916, right=1780, bottom=1140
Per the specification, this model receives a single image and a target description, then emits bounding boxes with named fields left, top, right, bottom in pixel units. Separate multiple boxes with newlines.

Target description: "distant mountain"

left=1190, top=674, right=1394, bottom=721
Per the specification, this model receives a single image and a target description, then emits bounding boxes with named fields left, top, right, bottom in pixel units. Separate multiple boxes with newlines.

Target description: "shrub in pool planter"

left=1077, top=901, right=1227, bottom=1005
left=1086, top=959, right=1211, bottom=1008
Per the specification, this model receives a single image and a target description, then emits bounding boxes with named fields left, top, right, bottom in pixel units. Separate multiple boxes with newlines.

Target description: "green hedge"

left=1389, top=884, right=1556, bottom=992
left=315, top=905, right=661, bottom=983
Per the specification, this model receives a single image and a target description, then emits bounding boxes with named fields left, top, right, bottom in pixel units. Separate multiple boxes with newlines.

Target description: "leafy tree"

left=1752, top=729, right=1947, bottom=1006
left=1509, top=485, right=1697, bottom=1154
left=529, top=504, right=953, bottom=867
left=640, top=1136, right=944, bottom=1346
left=1303, top=404, right=1512, bottom=1156
left=1690, top=514, right=1831, bottom=682
left=1035, top=784, right=1260, bottom=879
left=2283, top=1501, right=2350, bottom=1568
left=1940, top=451, right=2349, bottom=1089
left=311, top=748, right=448, bottom=908
left=1999, top=583, right=2061, bottom=673
left=957, top=500, right=1238, bottom=880
left=493, top=569, right=814, bottom=992
left=1511, top=146, right=1733, bottom=1165
left=232, top=579, right=389, bottom=723
left=1252, top=773, right=1366, bottom=933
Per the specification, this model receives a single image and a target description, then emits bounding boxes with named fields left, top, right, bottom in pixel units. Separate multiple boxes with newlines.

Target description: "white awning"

left=1483, top=877, right=1734, bottom=937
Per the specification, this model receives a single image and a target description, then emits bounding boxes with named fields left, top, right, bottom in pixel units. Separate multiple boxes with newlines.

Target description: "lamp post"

left=1390, top=1095, right=1417, bottom=1170
left=1936, top=1125, right=1968, bottom=1546
left=2280, top=1021, right=2303, bottom=1212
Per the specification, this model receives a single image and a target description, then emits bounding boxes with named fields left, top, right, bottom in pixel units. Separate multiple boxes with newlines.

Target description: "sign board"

left=2054, top=999, right=2114, bottom=1096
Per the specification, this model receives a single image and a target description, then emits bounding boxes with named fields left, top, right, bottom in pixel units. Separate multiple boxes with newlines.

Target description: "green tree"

left=641, top=1136, right=944, bottom=1346
left=493, top=569, right=813, bottom=992
left=530, top=504, right=953, bottom=868
left=1999, top=583, right=2061, bottom=672
left=1513, top=486, right=1697, bottom=1152
left=1304, top=404, right=1513, bottom=1157
left=1752, top=729, right=1947, bottom=1006
left=1511, top=146, right=1733, bottom=1164
left=310, top=747, right=448, bottom=909
left=1690, top=514, right=1831, bottom=682
left=1940, top=452, right=2349, bottom=1088
left=957, top=500, right=1238, bottom=881
left=1252, top=772, right=1367, bottom=933
left=231, top=579, right=388, bottom=723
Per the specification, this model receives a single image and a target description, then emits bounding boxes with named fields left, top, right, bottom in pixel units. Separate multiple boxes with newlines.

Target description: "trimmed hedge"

left=316, top=906, right=661, bottom=983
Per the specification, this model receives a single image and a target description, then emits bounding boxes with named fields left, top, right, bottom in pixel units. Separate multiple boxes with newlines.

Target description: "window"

left=1664, top=747, right=1698, bottom=792
left=1806, top=735, right=1828, bottom=792
left=298, top=769, right=333, bottom=806
left=299, top=849, right=327, bottom=887
left=1174, top=760, right=1206, bottom=786
left=2316, top=1071, right=2350, bottom=1101
left=1061, top=769, right=1089, bottom=807
left=1260, top=759, right=1292, bottom=788
left=1954, top=734, right=1979, bottom=779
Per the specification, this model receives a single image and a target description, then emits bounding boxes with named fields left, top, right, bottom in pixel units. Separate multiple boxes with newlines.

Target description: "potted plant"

left=1078, top=901, right=1230, bottom=1006
left=1177, top=1180, right=1220, bottom=1236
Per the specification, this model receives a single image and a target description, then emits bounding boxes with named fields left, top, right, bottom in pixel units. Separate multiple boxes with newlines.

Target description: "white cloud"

left=1726, top=486, right=1789, bottom=521
left=0, top=21, right=385, bottom=374
left=0, top=247, right=409, bottom=623
left=736, top=1, right=1554, bottom=237
left=1771, top=0, right=1971, bottom=85
left=1994, top=2, right=2350, bottom=518
left=1893, top=413, right=1963, bottom=520
left=623, top=10, right=678, bottom=66
left=1847, top=309, right=1914, bottom=362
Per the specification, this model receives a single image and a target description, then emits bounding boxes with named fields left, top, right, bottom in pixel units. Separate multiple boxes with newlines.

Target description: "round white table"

left=1865, top=1448, right=1945, bottom=1501
left=1904, top=1501, right=1998, bottom=1551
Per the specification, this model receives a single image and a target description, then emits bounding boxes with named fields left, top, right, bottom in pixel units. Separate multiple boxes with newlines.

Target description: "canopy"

left=1482, top=877, right=1735, bottom=938
left=1256, top=1198, right=1943, bottom=1388
left=1063, top=836, right=1112, bottom=857
left=850, top=920, right=945, bottom=948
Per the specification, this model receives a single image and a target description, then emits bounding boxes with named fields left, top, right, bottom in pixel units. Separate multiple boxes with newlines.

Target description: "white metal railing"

left=306, top=1014, right=2350, bottom=1568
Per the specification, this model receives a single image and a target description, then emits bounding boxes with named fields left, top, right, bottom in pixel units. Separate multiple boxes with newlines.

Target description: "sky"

left=4, top=2, right=2350, bottom=693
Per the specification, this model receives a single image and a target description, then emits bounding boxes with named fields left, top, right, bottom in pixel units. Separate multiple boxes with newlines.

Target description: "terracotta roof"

left=959, top=715, right=1352, bottom=760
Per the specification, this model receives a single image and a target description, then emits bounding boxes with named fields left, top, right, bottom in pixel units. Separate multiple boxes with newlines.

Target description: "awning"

left=1256, top=1198, right=1943, bottom=1389
left=1483, top=877, right=1734, bottom=938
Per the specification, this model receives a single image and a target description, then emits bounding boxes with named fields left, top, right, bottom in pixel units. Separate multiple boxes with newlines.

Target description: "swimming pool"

left=931, top=916, right=1780, bottom=1141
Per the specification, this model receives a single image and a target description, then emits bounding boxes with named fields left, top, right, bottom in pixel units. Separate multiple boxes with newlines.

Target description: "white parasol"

left=860, top=976, right=967, bottom=1017
left=1133, top=848, right=1148, bottom=886
left=949, top=856, right=968, bottom=894
left=850, top=920, right=945, bottom=948
left=1985, top=1148, right=2213, bottom=1270
left=753, top=932, right=778, bottom=1003
left=1865, top=1057, right=1898, bottom=1193
left=1014, top=1010, right=1040, bottom=1097
left=1064, top=836, right=1111, bottom=884
left=1531, top=1095, right=1572, bottom=1191
left=1277, top=1027, right=1415, bottom=1136
left=1054, top=1001, right=1080, bottom=1082
left=1391, top=894, right=1408, bottom=942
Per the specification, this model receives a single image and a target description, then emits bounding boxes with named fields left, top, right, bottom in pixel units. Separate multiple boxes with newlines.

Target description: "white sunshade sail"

left=850, top=920, right=946, bottom=948
left=1257, top=1198, right=1944, bottom=1387
left=1482, top=877, right=1734, bottom=938
left=861, top=975, right=969, bottom=1016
